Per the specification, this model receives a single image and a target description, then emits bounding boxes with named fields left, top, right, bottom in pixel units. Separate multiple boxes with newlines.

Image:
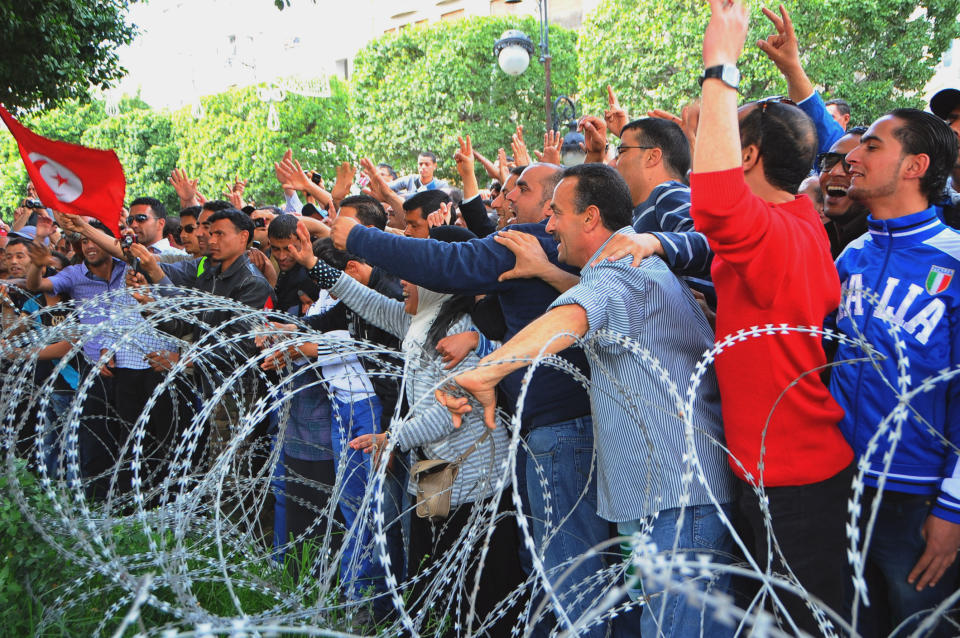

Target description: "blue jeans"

left=855, top=491, right=960, bottom=637
left=525, top=416, right=610, bottom=638
left=41, top=391, right=74, bottom=480
left=619, top=504, right=734, bottom=638
left=331, top=396, right=385, bottom=599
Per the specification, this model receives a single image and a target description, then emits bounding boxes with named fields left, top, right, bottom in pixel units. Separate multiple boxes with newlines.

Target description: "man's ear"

left=646, top=147, right=663, bottom=168
left=741, top=144, right=761, bottom=171
left=901, top=153, right=931, bottom=184
left=582, top=204, right=602, bottom=231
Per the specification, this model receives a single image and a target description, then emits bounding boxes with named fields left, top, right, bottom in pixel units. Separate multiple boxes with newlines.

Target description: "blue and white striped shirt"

left=550, top=227, right=734, bottom=522
left=632, top=180, right=714, bottom=305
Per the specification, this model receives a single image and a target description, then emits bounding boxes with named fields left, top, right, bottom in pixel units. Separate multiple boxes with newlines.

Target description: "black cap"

left=241, top=205, right=256, bottom=215
left=930, top=88, right=960, bottom=120
left=301, top=203, right=325, bottom=218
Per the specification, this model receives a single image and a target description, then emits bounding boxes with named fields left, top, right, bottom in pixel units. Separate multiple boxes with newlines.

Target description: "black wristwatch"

left=699, top=64, right=740, bottom=91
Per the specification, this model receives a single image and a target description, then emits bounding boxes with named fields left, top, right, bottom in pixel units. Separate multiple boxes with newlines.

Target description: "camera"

left=23, top=199, right=44, bottom=209
left=253, top=217, right=266, bottom=228
left=120, top=235, right=135, bottom=249
left=310, top=172, right=323, bottom=185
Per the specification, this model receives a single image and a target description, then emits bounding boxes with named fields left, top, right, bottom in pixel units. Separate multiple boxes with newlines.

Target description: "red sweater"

left=690, top=168, right=852, bottom=487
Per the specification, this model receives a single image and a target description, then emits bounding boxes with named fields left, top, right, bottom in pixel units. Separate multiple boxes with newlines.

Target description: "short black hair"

left=418, top=151, right=438, bottom=164
left=313, top=237, right=363, bottom=270
left=377, top=163, right=397, bottom=180
left=620, top=117, right=692, bottom=179
left=509, top=165, right=527, bottom=177
left=179, top=205, right=201, bottom=220
left=164, top=216, right=182, bottom=244
left=739, top=101, right=818, bottom=194
left=267, top=213, right=300, bottom=240
left=50, top=250, right=70, bottom=270
left=560, top=163, right=633, bottom=231
left=130, top=196, right=167, bottom=219
left=202, top=200, right=233, bottom=213
left=889, top=108, right=960, bottom=204
left=5, top=236, right=31, bottom=250
left=340, top=194, right=387, bottom=230
left=207, top=208, right=254, bottom=244
left=847, top=126, right=868, bottom=136
left=403, top=190, right=450, bottom=219
left=88, top=219, right=115, bottom=238
left=825, top=98, right=851, bottom=117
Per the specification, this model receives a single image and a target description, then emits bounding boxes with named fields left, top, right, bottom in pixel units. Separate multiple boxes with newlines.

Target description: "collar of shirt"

left=580, top=227, right=636, bottom=275
left=80, top=257, right=127, bottom=286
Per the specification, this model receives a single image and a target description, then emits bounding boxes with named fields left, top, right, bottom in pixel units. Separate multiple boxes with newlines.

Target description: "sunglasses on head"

left=816, top=152, right=852, bottom=174
left=126, top=213, right=150, bottom=224
left=756, top=95, right=798, bottom=113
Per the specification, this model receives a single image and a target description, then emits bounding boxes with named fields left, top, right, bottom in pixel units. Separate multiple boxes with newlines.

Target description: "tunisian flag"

left=0, top=105, right=125, bottom=235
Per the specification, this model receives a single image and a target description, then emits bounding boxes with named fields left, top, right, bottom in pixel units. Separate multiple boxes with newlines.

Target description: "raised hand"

left=169, top=168, right=200, bottom=206
left=511, top=124, right=532, bottom=166
left=578, top=115, right=608, bottom=160
left=427, top=201, right=453, bottom=228
left=604, top=86, right=629, bottom=138
left=331, top=161, right=357, bottom=203
left=535, top=129, right=563, bottom=164
left=703, top=0, right=749, bottom=68
left=454, top=136, right=479, bottom=199
left=436, top=331, right=480, bottom=370
left=274, top=154, right=311, bottom=192
left=757, top=4, right=801, bottom=74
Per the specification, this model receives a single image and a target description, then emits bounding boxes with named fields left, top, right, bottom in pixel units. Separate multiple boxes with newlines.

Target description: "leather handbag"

left=412, top=430, right=490, bottom=520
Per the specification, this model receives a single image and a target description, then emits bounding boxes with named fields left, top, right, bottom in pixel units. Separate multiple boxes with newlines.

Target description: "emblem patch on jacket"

left=925, top=265, right=954, bottom=295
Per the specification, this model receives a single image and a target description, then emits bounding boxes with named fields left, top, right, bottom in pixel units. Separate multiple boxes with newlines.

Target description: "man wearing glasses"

left=127, top=197, right=187, bottom=257
left=690, top=1, right=854, bottom=633
left=816, top=128, right=870, bottom=258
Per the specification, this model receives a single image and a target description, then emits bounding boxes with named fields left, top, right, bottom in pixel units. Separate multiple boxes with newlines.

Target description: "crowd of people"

left=2, top=1, right=959, bottom=636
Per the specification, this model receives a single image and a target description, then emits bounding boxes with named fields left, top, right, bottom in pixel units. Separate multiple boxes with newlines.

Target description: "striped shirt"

left=329, top=274, right=510, bottom=507
left=632, top=180, right=714, bottom=304
left=550, top=227, right=734, bottom=522
left=48, top=258, right=180, bottom=369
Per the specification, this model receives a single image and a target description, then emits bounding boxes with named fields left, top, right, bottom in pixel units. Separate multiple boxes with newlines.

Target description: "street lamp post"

left=494, top=0, right=552, bottom=132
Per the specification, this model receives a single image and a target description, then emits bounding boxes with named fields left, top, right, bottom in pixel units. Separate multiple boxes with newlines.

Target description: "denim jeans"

left=41, top=391, right=74, bottom=480
left=619, top=504, right=735, bottom=638
left=525, top=416, right=611, bottom=638
left=330, top=396, right=385, bottom=599
left=853, top=490, right=960, bottom=637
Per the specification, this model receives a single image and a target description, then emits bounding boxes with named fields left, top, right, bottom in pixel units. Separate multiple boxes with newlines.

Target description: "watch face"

left=721, top=66, right=740, bottom=88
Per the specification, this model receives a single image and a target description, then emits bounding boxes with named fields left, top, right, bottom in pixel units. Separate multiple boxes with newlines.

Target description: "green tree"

left=350, top=16, right=578, bottom=182
left=0, top=1, right=137, bottom=112
left=170, top=79, right=352, bottom=208
left=81, top=106, right=180, bottom=212
left=578, top=0, right=960, bottom=128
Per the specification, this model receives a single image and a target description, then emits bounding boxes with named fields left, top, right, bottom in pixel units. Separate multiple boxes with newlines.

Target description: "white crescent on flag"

left=27, top=152, right=83, bottom=203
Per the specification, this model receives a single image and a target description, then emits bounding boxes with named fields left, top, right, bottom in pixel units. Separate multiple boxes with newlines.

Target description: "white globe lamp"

left=494, top=30, right=535, bottom=77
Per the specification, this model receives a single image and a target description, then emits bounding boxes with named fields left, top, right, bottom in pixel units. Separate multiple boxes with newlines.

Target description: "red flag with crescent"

left=0, top=105, right=125, bottom=236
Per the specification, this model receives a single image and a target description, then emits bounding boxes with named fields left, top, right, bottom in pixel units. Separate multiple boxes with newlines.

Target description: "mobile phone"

left=310, top=172, right=323, bottom=185
left=251, top=240, right=261, bottom=250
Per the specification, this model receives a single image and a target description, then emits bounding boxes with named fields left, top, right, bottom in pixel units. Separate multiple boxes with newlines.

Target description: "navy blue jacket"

left=829, top=208, right=960, bottom=522
left=346, top=221, right=591, bottom=429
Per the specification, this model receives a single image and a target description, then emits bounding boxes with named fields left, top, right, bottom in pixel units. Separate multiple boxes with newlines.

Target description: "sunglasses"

left=756, top=95, right=798, bottom=113
left=816, top=152, right=852, bottom=174
left=615, top=144, right=655, bottom=158
left=182, top=224, right=196, bottom=234
left=126, top=213, right=150, bottom=224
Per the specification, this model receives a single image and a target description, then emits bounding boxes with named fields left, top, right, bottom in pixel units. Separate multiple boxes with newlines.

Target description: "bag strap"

left=452, top=429, right=491, bottom=467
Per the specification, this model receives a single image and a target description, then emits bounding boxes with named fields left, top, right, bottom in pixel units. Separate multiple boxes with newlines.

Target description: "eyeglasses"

left=615, top=144, right=655, bottom=157
left=182, top=224, right=196, bottom=234
left=816, top=152, right=852, bottom=174
left=126, top=213, right=150, bottom=224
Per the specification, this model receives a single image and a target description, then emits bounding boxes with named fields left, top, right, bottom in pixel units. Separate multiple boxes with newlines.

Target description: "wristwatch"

left=699, top=64, right=740, bottom=91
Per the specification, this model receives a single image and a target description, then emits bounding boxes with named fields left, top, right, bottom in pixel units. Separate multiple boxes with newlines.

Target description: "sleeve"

left=472, top=329, right=499, bottom=358
left=328, top=273, right=410, bottom=339
left=284, top=192, right=303, bottom=214
left=459, top=195, right=497, bottom=238
left=689, top=168, right=792, bottom=308
left=933, top=310, right=960, bottom=523
left=798, top=91, right=846, bottom=158
left=651, top=230, right=713, bottom=275
left=346, top=223, right=554, bottom=295
left=234, top=275, right=273, bottom=310
left=550, top=266, right=638, bottom=337
left=303, top=301, right=349, bottom=332
left=159, top=258, right=200, bottom=288
left=47, top=270, right=74, bottom=297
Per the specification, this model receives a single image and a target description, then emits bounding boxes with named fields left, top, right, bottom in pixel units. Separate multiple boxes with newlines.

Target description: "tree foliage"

left=170, top=80, right=352, bottom=208
left=351, top=16, right=578, bottom=181
left=0, top=0, right=137, bottom=113
left=578, top=0, right=960, bottom=128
